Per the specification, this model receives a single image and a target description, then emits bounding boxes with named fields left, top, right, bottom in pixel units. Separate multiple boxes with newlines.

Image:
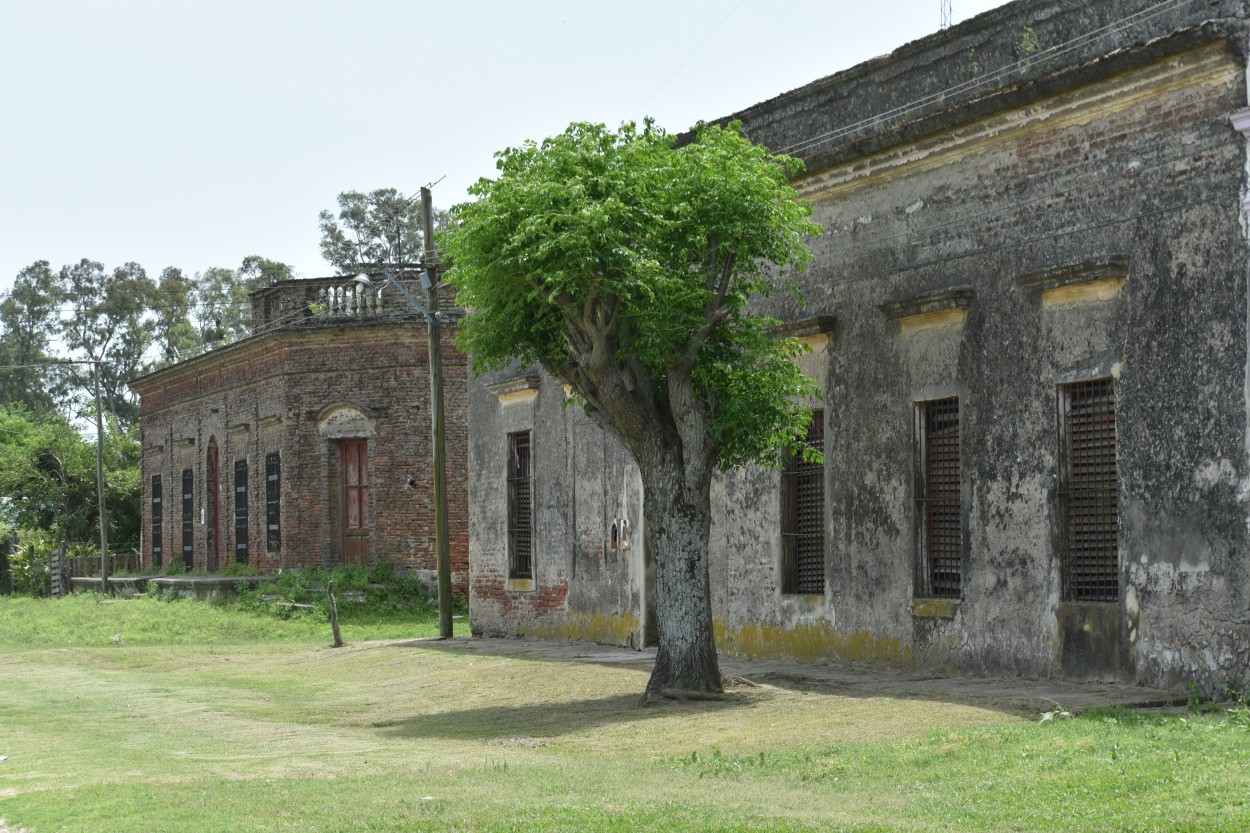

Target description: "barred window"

left=782, top=412, right=825, bottom=595
left=266, top=453, right=281, bottom=555
left=1059, top=379, right=1118, bottom=602
left=507, top=432, right=533, bottom=580
left=234, top=460, right=249, bottom=565
left=915, top=397, right=962, bottom=598
left=151, top=474, right=163, bottom=569
left=181, top=468, right=194, bottom=570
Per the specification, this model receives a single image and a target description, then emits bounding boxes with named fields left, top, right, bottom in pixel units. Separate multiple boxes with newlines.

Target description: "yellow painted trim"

left=497, top=388, right=539, bottom=408
left=1041, top=277, right=1126, bottom=307
left=505, top=578, right=536, bottom=592
left=796, top=333, right=832, bottom=352
left=898, top=307, right=968, bottom=335
left=911, top=598, right=959, bottom=619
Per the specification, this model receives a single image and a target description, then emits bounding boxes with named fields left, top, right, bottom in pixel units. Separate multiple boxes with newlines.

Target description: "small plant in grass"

left=220, top=562, right=260, bottom=577
left=1039, top=700, right=1072, bottom=722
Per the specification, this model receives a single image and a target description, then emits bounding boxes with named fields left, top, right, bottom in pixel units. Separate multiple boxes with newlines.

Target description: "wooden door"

left=339, top=438, right=369, bottom=565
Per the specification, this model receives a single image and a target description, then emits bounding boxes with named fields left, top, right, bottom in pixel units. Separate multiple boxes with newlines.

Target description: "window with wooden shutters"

left=915, top=397, right=962, bottom=598
left=782, top=412, right=825, bottom=595
left=181, top=468, right=194, bottom=570
left=234, top=460, right=249, bottom=565
left=1059, top=379, right=1118, bottom=602
left=265, top=453, right=281, bottom=554
left=507, top=431, right=533, bottom=580
left=151, top=475, right=163, bottom=569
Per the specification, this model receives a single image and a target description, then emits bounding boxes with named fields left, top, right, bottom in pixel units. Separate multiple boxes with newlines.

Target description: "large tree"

left=447, top=121, right=822, bottom=699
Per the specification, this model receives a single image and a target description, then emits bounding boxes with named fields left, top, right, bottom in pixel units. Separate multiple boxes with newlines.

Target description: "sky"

left=0, top=0, right=1007, bottom=295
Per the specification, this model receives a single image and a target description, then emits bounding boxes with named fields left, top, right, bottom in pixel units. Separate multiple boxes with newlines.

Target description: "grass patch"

left=0, top=601, right=1246, bottom=831
left=0, top=573, right=467, bottom=649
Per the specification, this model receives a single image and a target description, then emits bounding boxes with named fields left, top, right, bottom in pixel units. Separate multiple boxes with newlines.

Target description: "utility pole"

left=352, top=187, right=453, bottom=638
left=423, top=186, right=453, bottom=639
left=93, top=360, right=109, bottom=594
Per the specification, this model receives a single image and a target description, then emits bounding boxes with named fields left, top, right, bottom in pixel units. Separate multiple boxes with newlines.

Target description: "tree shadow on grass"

left=370, top=692, right=753, bottom=742
left=385, top=637, right=1179, bottom=719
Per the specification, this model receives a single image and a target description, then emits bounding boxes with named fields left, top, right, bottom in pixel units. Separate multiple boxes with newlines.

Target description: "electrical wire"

left=774, top=0, right=1198, bottom=158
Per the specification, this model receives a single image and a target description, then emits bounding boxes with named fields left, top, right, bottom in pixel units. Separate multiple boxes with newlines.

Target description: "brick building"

left=467, top=0, right=1250, bottom=688
left=130, top=277, right=468, bottom=591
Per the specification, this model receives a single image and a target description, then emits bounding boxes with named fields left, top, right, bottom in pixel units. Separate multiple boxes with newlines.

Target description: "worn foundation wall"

left=134, top=321, right=470, bottom=591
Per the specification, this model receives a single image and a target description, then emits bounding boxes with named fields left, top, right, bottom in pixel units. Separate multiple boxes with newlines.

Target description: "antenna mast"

left=941, top=0, right=952, bottom=29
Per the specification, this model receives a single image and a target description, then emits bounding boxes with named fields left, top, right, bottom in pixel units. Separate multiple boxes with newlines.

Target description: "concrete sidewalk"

left=423, top=636, right=1185, bottom=716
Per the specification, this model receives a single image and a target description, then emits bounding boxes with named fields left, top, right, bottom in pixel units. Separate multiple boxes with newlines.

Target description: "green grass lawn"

left=0, top=594, right=1247, bottom=832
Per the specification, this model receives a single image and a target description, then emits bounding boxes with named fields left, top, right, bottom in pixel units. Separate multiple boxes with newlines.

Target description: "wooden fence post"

left=327, top=580, right=344, bottom=648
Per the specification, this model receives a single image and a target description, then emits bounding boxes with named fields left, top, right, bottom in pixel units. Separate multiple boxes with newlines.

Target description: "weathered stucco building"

left=131, top=277, right=469, bottom=591
left=468, top=0, right=1250, bottom=688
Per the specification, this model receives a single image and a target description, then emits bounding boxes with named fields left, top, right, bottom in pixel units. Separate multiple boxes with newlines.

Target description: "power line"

left=630, top=0, right=747, bottom=122
left=774, top=0, right=1197, bottom=159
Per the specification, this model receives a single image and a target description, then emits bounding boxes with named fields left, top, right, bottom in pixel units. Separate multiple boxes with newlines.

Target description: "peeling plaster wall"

left=467, top=372, right=644, bottom=646
left=466, top=0, right=1250, bottom=689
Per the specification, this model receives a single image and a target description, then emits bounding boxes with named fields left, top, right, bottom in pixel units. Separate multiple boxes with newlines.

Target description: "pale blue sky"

left=0, top=0, right=1005, bottom=293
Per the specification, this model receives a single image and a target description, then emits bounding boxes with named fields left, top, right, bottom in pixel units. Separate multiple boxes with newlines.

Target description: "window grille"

left=151, top=475, right=163, bottom=569
left=916, top=397, right=962, bottom=598
left=782, top=412, right=825, bottom=594
left=265, top=453, right=281, bottom=554
left=234, top=460, right=249, bottom=565
left=507, top=432, right=533, bottom=580
left=1059, top=379, right=1118, bottom=602
left=181, top=468, right=194, bottom=570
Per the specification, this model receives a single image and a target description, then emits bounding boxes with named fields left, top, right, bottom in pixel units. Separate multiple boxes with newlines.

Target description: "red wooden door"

left=339, top=438, right=369, bottom=565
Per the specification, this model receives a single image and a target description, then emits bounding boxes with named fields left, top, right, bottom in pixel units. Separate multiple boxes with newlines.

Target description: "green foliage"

left=55, top=259, right=156, bottom=428
left=0, top=406, right=141, bottom=549
left=318, top=188, right=451, bottom=274
left=0, top=260, right=60, bottom=412
left=447, top=120, right=824, bottom=470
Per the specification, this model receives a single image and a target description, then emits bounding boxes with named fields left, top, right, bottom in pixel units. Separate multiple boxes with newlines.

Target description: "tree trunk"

left=640, top=455, right=722, bottom=699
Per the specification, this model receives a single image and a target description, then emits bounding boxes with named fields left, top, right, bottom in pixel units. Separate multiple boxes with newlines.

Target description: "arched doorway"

left=316, top=403, right=377, bottom=566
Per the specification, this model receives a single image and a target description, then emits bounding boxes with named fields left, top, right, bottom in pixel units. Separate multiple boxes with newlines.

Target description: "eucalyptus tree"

left=55, top=259, right=155, bottom=428
left=151, top=266, right=199, bottom=364
left=318, top=188, right=452, bottom=273
left=447, top=120, right=822, bottom=699
left=0, top=261, right=61, bottom=412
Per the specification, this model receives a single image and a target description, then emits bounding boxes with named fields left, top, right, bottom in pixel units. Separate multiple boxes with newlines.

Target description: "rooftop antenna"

left=941, top=0, right=952, bottom=29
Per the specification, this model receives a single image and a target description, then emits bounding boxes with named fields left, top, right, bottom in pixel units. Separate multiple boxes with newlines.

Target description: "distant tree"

left=151, top=266, right=199, bottom=364
left=318, top=188, right=450, bottom=273
left=55, top=259, right=155, bottom=428
left=0, top=261, right=61, bottom=413
left=237, top=254, right=294, bottom=287
left=447, top=121, right=822, bottom=700
left=191, top=256, right=295, bottom=348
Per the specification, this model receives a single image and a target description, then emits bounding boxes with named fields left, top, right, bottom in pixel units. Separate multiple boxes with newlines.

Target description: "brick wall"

left=133, top=318, right=469, bottom=593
